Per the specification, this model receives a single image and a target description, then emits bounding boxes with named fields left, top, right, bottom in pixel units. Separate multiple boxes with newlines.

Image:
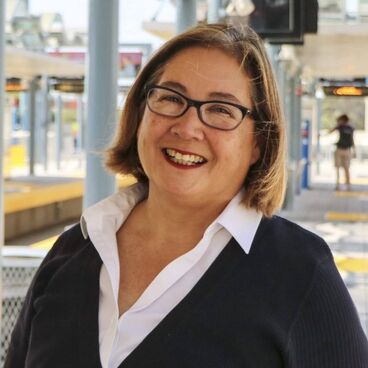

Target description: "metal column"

left=28, top=78, right=37, bottom=175
left=207, top=0, right=221, bottom=23
left=84, top=0, right=119, bottom=208
left=55, top=94, right=63, bottom=170
left=364, top=97, right=368, bottom=132
left=0, top=0, right=6, bottom=325
left=176, top=0, right=197, bottom=34
left=315, top=96, right=323, bottom=175
left=76, top=94, right=84, bottom=151
left=40, top=76, right=50, bottom=171
left=289, top=74, right=302, bottom=194
left=276, top=60, right=295, bottom=210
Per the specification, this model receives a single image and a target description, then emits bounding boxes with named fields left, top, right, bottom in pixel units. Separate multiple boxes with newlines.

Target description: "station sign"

left=6, top=78, right=26, bottom=92
left=322, top=85, right=368, bottom=97
left=50, top=77, right=84, bottom=93
left=321, top=78, right=368, bottom=97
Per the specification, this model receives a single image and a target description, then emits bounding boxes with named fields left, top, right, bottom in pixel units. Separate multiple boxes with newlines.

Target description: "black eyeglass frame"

left=145, top=85, right=253, bottom=131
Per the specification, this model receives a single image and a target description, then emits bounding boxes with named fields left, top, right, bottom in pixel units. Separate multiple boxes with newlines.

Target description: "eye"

left=157, top=93, right=184, bottom=105
left=206, top=104, right=235, bottom=118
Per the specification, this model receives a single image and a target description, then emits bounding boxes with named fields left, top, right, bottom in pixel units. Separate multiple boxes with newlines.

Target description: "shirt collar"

left=80, top=184, right=262, bottom=254
left=216, top=190, right=262, bottom=254
left=80, top=182, right=147, bottom=239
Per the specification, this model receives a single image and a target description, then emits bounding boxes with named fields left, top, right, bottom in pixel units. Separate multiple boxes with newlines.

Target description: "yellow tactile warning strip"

left=31, top=236, right=58, bottom=250
left=351, top=177, right=368, bottom=185
left=30, top=237, right=368, bottom=273
left=4, top=175, right=136, bottom=214
left=325, top=212, right=368, bottom=222
left=334, top=256, right=368, bottom=273
left=335, top=190, right=368, bottom=198
left=5, top=181, right=83, bottom=214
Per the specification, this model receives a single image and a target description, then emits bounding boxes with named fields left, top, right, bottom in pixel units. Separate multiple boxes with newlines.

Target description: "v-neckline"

left=117, top=237, right=245, bottom=367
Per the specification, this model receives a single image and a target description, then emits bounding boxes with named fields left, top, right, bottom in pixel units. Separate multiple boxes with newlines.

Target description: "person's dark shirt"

left=336, top=124, right=354, bottom=149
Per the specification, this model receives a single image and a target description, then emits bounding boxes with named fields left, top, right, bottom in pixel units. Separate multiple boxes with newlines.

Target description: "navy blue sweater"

left=5, top=216, right=368, bottom=367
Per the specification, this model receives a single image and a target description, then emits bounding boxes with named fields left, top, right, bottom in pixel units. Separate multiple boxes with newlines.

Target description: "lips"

left=163, top=148, right=207, bottom=166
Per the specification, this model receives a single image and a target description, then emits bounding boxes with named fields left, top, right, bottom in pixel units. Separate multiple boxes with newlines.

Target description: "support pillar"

left=289, top=74, right=302, bottom=194
left=315, top=96, right=323, bottom=175
left=39, top=76, right=49, bottom=172
left=364, top=97, right=368, bottom=132
left=176, top=0, right=197, bottom=34
left=84, top=0, right=119, bottom=208
left=0, top=0, right=6, bottom=328
left=28, top=78, right=37, bottom=175
left=207, top=0, right=221, bottom=23
left=55, top=94, right=63, bottom=170
left=76, top=94, right=84, bottom=151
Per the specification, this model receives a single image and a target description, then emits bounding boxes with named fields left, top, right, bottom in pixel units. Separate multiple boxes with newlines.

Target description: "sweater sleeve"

left=286, top=255, right=368, bottom=368
left=3, top=228, right=75, bottom=368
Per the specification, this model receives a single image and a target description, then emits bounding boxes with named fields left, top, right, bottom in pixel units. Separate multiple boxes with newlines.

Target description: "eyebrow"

left=158, top=80, right=243, bottom=104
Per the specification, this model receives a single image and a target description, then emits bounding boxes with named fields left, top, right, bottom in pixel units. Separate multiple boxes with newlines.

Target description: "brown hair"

left=105, top=23, right=286, bottom=217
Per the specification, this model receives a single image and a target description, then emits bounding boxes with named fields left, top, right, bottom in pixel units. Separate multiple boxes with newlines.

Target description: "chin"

left=156, top=180, right=203, bottom=199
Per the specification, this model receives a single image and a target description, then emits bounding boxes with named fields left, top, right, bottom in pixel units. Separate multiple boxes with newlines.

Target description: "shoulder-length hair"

left=105, top=23, right=286, bottom=217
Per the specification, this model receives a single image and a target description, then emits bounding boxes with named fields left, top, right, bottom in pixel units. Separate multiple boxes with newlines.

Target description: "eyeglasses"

left=146, top=85, right=252, bottom=131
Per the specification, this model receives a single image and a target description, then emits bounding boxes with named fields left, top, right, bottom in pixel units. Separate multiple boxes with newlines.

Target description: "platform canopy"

left=5, top=46, right=85, bottom=79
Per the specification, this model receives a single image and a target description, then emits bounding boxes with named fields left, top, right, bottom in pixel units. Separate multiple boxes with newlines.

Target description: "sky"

left=29, top=0, right=176, bottom=48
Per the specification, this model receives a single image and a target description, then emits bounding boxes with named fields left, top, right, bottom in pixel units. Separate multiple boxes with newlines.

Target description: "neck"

left=135, top=187, right=231, bottom=249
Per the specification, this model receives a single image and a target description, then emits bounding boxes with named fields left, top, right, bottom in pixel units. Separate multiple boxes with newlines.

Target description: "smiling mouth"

left=163, top=148, right=207, bottom=166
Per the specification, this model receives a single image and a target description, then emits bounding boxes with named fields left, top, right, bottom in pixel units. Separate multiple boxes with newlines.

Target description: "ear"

left=250, top=142, right=260, bottom=165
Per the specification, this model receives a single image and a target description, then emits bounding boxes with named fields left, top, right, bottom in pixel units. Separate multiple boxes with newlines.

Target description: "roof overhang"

left=5, top=46, right=85, bottom=79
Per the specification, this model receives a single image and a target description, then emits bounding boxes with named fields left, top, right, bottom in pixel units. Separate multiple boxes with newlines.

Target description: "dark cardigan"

left=5, top=216, right=368, bottom=368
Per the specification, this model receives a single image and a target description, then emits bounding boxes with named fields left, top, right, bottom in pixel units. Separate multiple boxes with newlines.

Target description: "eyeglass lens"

left=147, top=87, right=244, bottom=130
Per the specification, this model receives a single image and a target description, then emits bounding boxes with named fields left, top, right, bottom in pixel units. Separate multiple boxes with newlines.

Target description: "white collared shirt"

left=81, top=183, right=262, bottom=368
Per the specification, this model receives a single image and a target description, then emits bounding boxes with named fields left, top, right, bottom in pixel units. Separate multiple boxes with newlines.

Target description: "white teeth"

left=165, top=149, right=205, bottom=165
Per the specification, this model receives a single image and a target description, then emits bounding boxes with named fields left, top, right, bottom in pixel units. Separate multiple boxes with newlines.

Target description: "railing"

left=0, top=249, right=45, bottom=365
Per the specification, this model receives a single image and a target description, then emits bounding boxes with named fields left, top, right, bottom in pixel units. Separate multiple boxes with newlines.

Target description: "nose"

left=170, top=106, right=205, bottom=141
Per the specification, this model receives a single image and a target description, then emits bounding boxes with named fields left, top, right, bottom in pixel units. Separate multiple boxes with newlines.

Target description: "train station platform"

left=3, top=174, right=136, bottom=241
left=280, top=158, right=368, bottom=336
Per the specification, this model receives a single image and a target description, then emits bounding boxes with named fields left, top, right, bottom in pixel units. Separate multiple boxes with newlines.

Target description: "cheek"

left=223, top=132, right=257, bottom=166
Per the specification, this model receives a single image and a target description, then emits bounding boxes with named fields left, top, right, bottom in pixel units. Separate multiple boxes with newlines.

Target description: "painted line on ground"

left=325, top=212, right=368, bottom=222
left=5, top=175, right=136, bottom=214
left=335, top=191, right=368, bottom=198
left=31, top=236, right=58, bottom=249
left=351, top=177, right=368, bottom=185
left=334, top=256, right=368, bottom=273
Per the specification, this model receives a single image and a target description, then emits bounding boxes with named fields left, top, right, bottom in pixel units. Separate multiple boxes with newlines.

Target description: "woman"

left=5, top=24, right=368, bottom=367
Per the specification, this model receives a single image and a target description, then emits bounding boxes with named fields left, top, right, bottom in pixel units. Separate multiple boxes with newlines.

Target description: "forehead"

left=158, top=47, right=251, bottom=103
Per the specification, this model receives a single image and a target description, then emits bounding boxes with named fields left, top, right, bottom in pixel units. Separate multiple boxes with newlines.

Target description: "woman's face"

left=137, top=47, right=260, bottom=206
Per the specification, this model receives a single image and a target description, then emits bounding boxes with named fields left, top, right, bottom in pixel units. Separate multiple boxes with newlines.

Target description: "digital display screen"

left=244, top=0, right=304, bottom=44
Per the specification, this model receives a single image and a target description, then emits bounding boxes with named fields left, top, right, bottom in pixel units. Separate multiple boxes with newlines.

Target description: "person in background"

left=5, top=24, right=368, bottom=368
left=329, top=114, right=355, bottom=191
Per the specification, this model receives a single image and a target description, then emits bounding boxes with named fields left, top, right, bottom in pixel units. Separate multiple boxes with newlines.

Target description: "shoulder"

left=31, top=224, right=99, bottom=290
left=48, top=223, right=91, bottom=259
left=252, top=215, right=332, bottom=268
left=257, top=215, right=329, bottom=251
